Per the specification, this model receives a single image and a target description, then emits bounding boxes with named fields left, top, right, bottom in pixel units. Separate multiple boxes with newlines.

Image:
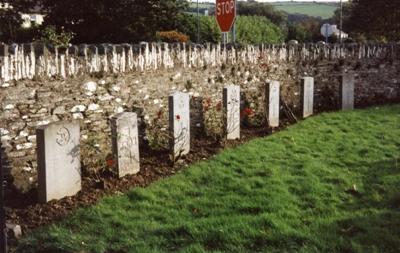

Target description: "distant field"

left=189, top=2, right=337, bottom=19
left=189, top=2, right=214, bottom=9
left=271, top=2, right=338, bottom=19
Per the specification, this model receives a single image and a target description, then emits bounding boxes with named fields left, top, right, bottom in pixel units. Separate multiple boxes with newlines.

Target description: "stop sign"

left=216, top=0, right=236, bottom=33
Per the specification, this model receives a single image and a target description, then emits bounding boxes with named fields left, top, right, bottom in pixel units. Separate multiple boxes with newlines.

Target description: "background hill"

left=271, top=2, right=338, bottom=19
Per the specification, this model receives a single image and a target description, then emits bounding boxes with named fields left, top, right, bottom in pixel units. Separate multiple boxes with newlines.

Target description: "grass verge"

left=17, top=105, right=400, bottom=253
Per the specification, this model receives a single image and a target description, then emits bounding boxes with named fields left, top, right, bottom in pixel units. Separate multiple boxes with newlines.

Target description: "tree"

left=287, top=15, right=323, bottom=42
left=39, top=0, right=189, bottom=43
left=344, top=0, right=400, bottom=42
left=235, top=16, right=284, bottom=44
left=0, top=0, right=36, bottom=42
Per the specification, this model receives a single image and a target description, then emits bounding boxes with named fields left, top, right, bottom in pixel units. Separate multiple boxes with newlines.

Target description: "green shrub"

left=181, top=15, right=284, bottom=44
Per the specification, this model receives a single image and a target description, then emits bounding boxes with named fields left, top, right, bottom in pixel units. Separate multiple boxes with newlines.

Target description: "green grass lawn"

left=17, top=105, right=400, bottom=253
left=271, top=2, right=338, bottom=19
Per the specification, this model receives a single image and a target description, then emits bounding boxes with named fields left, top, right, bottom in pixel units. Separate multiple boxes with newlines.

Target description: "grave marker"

left=223, top=85, right=240, bottom=139
left=111, top=112, right=140, bottom=178
left=37, top=121, right=81, bottom=203
left=341, top=73, right=355, bottom=110
left=301, top=77, right=314, bottom=118
left=169, top=91, right=190, bottom=160
left=266, top=81, right=280, bottom=127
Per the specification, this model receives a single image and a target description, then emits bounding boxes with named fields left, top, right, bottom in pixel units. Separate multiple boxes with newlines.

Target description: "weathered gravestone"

left=341, top=73, right=355, bottom=110
left=169, top=91, right=190, bottom=160
left=301, top=77, right=314, bottom=118
left=223, top=85, right=241, bottom=140
left=111, top=112, right=140, bottom=178
left=266, top=81, right=280, bottom=127
left=36, top=121, right=81, bottom=203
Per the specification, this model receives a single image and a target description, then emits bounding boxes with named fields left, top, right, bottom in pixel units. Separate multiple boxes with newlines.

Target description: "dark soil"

left=4, top=122, right=292, bottom=234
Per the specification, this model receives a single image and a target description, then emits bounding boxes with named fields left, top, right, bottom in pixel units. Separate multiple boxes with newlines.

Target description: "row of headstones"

left=37, top=73, right=355, bottom=203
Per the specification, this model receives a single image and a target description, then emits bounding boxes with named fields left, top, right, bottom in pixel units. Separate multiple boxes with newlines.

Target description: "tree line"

left=0, top=0, right=398, bottom=45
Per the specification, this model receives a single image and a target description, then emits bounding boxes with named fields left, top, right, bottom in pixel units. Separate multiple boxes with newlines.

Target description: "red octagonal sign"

left=216, top=0, right=236, bottom=33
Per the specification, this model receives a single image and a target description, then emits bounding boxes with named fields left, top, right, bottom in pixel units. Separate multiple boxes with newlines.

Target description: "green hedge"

left=181, top=15, right=284, bottom=44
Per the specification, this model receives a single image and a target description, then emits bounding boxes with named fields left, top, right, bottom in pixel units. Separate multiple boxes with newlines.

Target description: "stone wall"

left=1, top=42, right=399, bottom=192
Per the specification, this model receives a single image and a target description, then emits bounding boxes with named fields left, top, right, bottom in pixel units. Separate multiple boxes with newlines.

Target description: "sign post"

left=320, top=23, right=334, bottom=43
left=216, top=0, right=236, bottom=44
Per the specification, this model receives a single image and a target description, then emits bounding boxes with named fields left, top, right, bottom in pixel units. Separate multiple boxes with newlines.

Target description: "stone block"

left=169, top=91, right=190, bottom=160
left=223, top=85, right=240, bottom=140
left=301, top=77, right=314, bottom=118
left=111, top=112, right=140, bottom=178
left=341, top=73, right=355, bottom=110
left=266, top=81, right=280, bottom=127
left=37, top=121, right=81, bottom=203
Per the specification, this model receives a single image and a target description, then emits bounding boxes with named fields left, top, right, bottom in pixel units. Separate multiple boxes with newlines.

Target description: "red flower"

left=176, top=115, right=181, bottom=120
left=106, top=159, right=114, bottom=167
left=241, top=107, right=254, bottom=118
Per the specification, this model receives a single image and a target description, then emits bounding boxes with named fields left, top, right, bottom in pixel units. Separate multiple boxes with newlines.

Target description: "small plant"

left=203, top=97, right=224, bottom=141
left=144, top=109, right=169, bottom=150
left=38, top=25, right=75, bottom=47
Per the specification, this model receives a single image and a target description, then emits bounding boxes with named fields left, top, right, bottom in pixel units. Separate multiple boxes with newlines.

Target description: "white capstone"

left=28, top=135, right=36, bottom=142
left=16, top=143, right=33, bottom=150
left=70, top=105, right=86, bottom=113
left=73, top=113, right=84, bottom=120
left=0, top=128, right=10, bottom=135
left=84, top=81, right=97, bottom=92
left=36, top=120, right=50, bottom=126
left=4, top=104, right=15, bottom=110
left=19, top=131, right=29, bottom=137
left=88, top=104, right=100, bottom=111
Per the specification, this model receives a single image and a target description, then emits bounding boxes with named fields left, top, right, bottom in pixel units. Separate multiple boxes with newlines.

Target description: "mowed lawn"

left=272, top=3, right=337, bottom=19
left=18, top=105, right=400, bottom=253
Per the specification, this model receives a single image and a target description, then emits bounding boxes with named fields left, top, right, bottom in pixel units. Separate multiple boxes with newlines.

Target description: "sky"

left=197, top=0, right=348, bottom=2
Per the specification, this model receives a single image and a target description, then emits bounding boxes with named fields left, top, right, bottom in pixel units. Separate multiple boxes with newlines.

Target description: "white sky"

left=196, top=0, right=348, bottom=2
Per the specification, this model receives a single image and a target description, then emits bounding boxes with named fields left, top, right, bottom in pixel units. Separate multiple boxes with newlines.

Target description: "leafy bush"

left=39, top=26, right=75, bottom=47
left=181, top=15, right=284, bottom=44
left=156, top=30, right=189, bottom=43
left=235, top=16, right=285, bottom=44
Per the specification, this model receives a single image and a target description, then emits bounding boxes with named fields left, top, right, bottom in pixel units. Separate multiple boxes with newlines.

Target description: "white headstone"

left=223, top=85, right=240, bottom=140
left=266, top=81, right=280, bottom=127
left=37, top=121, right=81, bottom=203
left=341, top=73, right=355, bottom=110
left=111, top=112, right=140, bottom=178
left=301, top=77, right=314, bottom=118
left=169, top=91, right=190, bottom=160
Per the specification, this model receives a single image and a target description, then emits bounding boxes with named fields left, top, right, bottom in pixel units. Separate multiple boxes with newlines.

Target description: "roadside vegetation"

left=17, top=105, right=400, bottom=253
